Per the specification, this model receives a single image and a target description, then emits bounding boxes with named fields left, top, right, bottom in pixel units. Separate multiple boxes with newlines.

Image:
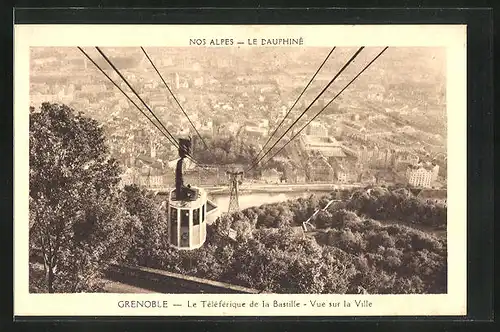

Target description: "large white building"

left=405, top=164, right=439, bottom=188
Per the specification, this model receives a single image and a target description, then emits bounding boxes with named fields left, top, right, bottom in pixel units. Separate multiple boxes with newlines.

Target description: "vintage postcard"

left=14, top=24, right=466, bottom=317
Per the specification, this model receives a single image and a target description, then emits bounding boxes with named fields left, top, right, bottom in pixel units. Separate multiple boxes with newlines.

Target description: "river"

left=209, top=191, right=331, bottom=213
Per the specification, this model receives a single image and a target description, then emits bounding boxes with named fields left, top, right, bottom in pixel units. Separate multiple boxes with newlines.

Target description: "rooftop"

left=302, top=136, right=346, bottom=158
left=302, top=135, right=341, bottom=145
left=245, top=126, right=267, bottom=134
left=407, top=163, right=437, bottom=171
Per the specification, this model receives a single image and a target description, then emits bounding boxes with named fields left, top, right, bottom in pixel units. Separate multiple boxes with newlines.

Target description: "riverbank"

left=201, top=183, right=363, bottom=195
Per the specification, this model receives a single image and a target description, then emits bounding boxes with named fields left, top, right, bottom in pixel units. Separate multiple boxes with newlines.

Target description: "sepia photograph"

left=15, top=24, right=466, bottom=316
left=28, top=45, right=448, bottom=295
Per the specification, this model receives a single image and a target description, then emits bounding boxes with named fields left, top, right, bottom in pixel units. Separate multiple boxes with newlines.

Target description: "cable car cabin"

left=166, top=137, right=219, bottom=250
left=168, top=186, right=207, bottom=250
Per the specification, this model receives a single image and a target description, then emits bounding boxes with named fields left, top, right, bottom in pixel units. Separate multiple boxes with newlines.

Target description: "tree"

left=122, top=185, right=168, bottom=267
left=233, top=219, right=254, bottom=241
left=211, top=214, right=234, bottom=238
left=29, top=103, right=130, bottom=293
left=314, top=210, right=333, bottom=229
left=285, top=256, right=325, bottom=293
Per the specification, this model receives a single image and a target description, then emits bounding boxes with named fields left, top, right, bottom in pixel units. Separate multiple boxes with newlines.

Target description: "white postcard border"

left=14, top=24, right=467, bottom=317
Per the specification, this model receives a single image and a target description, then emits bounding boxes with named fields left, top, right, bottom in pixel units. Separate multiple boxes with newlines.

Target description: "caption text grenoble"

left=117, top=299, right=373, bottom=309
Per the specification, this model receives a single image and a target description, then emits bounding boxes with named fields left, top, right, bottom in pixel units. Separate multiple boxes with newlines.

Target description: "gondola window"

left=193, top=208, right=200, bottom=226
left=181, top=209, right=190, bottom=228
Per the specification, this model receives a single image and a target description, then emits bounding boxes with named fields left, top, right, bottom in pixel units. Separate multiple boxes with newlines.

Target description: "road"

left=206, top=182, right=362, bottom=194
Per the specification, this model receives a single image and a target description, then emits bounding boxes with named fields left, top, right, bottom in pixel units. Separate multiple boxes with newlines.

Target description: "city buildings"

left=307, top=121, right=329, bottom=136
left=199, top=120, right=214, bottom=136
left=307, top=155, right=335, bottom=183
left=329, top=157, right=360, bottom=184
left=119, top=167, right=172, bottom=189
left=357, top=146, right=395, bottom=168
left=282, top=167, right=307, bottom=184
left=30, top=48, right=447, bottom=193
left=431, top=163, right=440, bottom=182
left=405, top=163, right=438, bottom=188
left=261, top=168, right=282, bottom=184
left=336, top=166, right=350, bottom=183
left=394, top=152, right=420, bottom=171
left=244, top=125, right=268, bottom=140
left=300, top=135, right=346, bottom=158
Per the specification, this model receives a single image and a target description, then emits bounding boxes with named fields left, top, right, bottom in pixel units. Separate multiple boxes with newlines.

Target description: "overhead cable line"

left=95, top=46, right=180, bottom=150
left=140, top=47, right=210, bottom=151
left=77, top=47, right=178, bottom=148
left=246, top=46, right=365, bottom=172
left=251, top=47, right=336, bottom=165
left=81, top=47, right=204, bottom=167
left=256, top=47, right=389, bottom=169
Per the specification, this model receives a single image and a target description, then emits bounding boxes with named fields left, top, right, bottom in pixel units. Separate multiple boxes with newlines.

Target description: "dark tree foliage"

left=122, top=185, right=168, bottom=267
left=127, top=185, right=446, bottom=294
left=345, top=187, right=447, bottom=229
left=29, top=103, right=132, bottom=293
left=186, top=187, right=447, bottom=294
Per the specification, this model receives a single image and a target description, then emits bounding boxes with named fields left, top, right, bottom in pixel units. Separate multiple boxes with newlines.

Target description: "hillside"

left=122, top=186, right=447, bottom=294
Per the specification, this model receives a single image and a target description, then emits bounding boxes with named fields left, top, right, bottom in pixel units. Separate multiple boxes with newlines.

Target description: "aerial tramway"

left=78, top=46, right=388, bottom=250
left=167, top=137, right=219, bottom=250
